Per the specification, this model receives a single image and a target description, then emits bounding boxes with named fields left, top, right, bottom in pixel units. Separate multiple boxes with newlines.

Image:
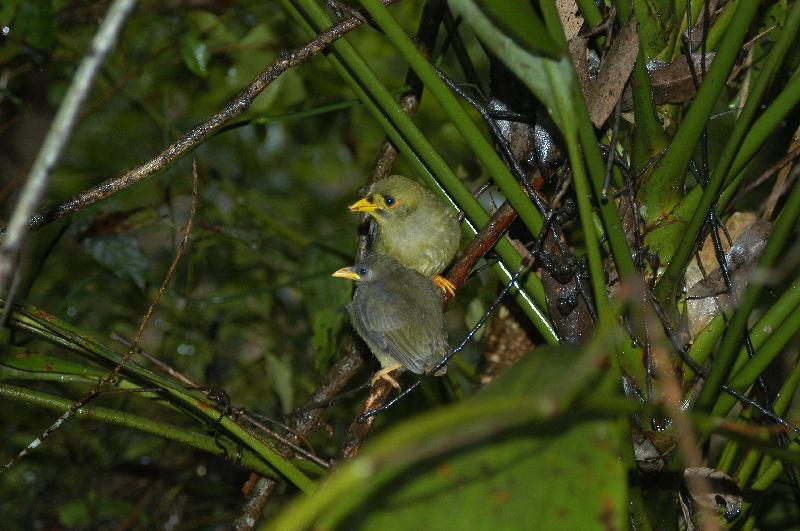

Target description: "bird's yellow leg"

left=433, top=275, right=456, bottom=297
left=371, top=364, right=403, bottom=390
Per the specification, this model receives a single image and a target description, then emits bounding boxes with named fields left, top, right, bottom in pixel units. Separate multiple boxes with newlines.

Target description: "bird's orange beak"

left=348, top=197, right=380, bottom=213
left=332, top=266, right=361, bottom=281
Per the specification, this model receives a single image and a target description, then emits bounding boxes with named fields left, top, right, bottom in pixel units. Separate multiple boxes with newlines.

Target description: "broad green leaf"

left=267, top=342, right=625, bottom=531
left=344, top=419, right=624, bottom=531
left=365, top=350, right=616, bottom=531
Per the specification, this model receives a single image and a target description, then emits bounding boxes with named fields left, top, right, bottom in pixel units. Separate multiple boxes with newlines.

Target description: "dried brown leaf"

left=588, top=16, right=639, bottom=126
left=685, top=213, right=772, bottom=337
left=569, top=36, right=591, bottom=106
left=687, top=218, right=772, bottom=299
left=621, top=52, right=745, bottom=111
left=650, top=53, right=716, bottom=105
left=764, top=125, right=800, bottom=220
left=683, top=467, right=743, bottom=521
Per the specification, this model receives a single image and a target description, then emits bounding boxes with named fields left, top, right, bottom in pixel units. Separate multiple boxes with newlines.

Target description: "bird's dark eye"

left=384, top=195, right=396, bottom=207
left=357, top=267, right=368, bottom=276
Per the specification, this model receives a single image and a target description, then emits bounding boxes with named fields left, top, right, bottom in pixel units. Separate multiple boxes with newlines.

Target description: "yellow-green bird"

left=332, top=254, right=448, bottom=389
left=348, top=175, right=460, bottom=295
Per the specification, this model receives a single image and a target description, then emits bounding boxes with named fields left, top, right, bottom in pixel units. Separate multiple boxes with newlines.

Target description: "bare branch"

left=0, top=0, right=138, bottom=292
left=0, top=0, right=397, bottom=239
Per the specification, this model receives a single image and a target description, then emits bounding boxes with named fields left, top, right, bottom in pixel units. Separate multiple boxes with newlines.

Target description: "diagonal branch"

left=0, top=0, right=138, bottom=291
left=0, top=0, right=396, bottom=239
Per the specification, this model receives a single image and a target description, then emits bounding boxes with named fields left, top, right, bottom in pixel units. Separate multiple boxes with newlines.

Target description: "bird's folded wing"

left=352, top=287, right=439, bottom=374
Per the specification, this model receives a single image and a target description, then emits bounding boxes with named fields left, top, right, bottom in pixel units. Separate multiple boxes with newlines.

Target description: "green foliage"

left=2, top=0, right=800, bottom=529
left=301, top=245, right=352, bottom=372
left=179, top=32, right=210, bottom=78
left=345, top=420, right=624, bottom=530
left=14, top=0, right=56, bottom=51
left=270, top=342, right=623, bottom=530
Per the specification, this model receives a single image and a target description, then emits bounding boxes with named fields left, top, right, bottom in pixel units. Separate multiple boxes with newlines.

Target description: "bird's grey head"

left=331, top=254, right=402, bottom=283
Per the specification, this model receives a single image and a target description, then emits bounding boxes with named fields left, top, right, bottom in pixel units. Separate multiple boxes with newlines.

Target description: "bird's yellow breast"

left=375, top=202, right=459, bottom=277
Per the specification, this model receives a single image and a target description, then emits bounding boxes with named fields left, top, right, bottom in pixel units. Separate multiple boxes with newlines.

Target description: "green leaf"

left=179, top=32, right=210, bottom=78
left=267, top=342, right=623, bottom=530
left=266, top=352, right=294, bottom=414
left=474, top=0, right=559, bottom=57
left=0, top=346, right=101, bottom=381
left=345, top=419, right=624, bottom=531
left=83, top=234, right=149, bottom=290
left=450, top=0, right=575, bottom=137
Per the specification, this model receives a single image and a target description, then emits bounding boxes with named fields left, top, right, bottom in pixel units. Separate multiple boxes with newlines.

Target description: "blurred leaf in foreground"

left=270, top=340, right=625, bottom=530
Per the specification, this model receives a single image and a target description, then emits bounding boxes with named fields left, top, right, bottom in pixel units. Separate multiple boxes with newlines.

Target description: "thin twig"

left=109, top=333, right=330, bottom=469
left=0, top=0, right=138, bottom=294
left=1, top=157, right=197, bottom=474
left=0, top=0, right=397, bottom=239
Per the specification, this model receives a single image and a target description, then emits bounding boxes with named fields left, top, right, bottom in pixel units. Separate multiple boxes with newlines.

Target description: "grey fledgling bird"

left=332, top=254, right=448, bottom=389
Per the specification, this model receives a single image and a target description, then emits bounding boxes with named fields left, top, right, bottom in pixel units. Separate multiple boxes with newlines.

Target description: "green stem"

left=735, top=355, right=800, bottom=487
left=0, top=383, right=315, bottom=479
left=284, top=0, right=557, bottom=341
left=577, top=114, right=637, bottom=281
left=652, top=0, right=761, bottom=305
left=551, top=86, right=607, bottom=322
left=720, top=72, right=800, bottom=209
left=615, top=0, right=669, bottom=175
left=706, top=0, right=739, bottom=52
left=666, top=68, right=800, bottom=239
left=3, top=300, right=316, bottom=492
left=711, top=306, right=800, bottom=417
left=575, top=0, right=602, bottom=27
left=696, top=176, right=800, bottom=411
